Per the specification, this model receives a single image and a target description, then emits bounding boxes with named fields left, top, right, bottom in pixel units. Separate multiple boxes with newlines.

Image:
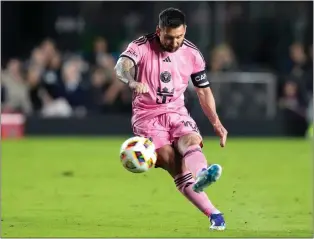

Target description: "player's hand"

left=128, top=81, right=148, bottom=94
left=213, top=121, right=228, bottom=147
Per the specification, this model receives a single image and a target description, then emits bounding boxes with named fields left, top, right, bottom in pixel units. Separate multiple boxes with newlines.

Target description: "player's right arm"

left=114, top=42, right=148, bottom=93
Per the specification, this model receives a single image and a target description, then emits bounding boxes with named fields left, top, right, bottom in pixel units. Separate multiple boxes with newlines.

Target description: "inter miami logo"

left=156, top=87, right=174, bottom=104
left=160, top=71, right=172, bottom=83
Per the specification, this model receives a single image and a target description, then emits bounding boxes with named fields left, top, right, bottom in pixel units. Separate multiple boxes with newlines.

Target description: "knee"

left=177, top=133, right=202, bottom=154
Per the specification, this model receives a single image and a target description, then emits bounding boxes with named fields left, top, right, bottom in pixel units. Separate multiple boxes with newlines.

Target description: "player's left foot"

left=192, top=164, right=222, bottom=193
left=209, top=213, right=226, bottom=231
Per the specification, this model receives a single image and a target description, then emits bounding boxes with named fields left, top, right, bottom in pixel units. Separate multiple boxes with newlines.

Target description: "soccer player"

left=114, top=8, right=228, bottom=230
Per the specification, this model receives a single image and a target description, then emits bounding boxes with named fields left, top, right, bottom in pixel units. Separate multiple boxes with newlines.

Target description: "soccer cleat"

left=192, top=164, right=222, bottom=193
left=209, top=213, right=226, bottom=231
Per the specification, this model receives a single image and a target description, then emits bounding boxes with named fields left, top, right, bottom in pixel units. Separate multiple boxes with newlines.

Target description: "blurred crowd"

left=1, top=37, right=132, bottom=117
left=277, top=43, right=313, bottom=118
left=1, top=36, right=313, bottom=120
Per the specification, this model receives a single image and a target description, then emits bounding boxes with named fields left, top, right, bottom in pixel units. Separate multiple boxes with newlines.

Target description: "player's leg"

left=170, top=114, right=225, bottom=230
left=156, top=145, right=223, bottom=223
left=155, top=144, right=178, bottom=177
left=176, top=133, right=222, bottom=192
left=171, top=147, right=220, bottom=213
left=133, top=116, right=225, bottom=230
left=133, top=116, right=184, bottom=177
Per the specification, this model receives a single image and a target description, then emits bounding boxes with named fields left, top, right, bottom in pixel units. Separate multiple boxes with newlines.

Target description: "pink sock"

left=183, top=145, right=208, bottom=178
left=174, top=171, right=219, bottom=216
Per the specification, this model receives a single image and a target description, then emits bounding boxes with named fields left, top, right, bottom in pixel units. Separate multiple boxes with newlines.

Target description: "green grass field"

left=1, top=137, right=313, bottom=237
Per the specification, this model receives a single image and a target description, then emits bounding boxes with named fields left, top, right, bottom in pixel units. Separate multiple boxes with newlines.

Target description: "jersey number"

left=156, top=87, right=174, bottom=104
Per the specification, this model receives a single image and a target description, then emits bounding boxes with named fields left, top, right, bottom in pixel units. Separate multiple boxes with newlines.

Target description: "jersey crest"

left=160, top=71, right=172, bottom=83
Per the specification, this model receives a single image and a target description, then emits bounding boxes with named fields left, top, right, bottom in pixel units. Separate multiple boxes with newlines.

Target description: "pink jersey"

left=120, top=33, right=210, bottom=126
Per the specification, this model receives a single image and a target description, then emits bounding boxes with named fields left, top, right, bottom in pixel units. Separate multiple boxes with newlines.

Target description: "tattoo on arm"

left=114, top=57, right=136, bottom=84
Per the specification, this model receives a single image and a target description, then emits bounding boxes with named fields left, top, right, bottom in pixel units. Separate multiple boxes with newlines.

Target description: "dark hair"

left=158, top=8, right=186, bottom=28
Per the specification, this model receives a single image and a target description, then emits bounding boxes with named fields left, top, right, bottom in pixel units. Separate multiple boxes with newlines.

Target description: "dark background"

left=1, top=1, right=313, bottom=137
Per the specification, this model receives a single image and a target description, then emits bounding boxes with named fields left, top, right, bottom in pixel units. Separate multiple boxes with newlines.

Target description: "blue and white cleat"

left=209, top=213, right=226, bottom=231
left=192, top=164, right=222, bottom=193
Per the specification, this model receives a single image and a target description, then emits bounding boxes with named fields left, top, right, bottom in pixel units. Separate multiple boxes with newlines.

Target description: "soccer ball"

left=120, top=136, right=157, bottom=173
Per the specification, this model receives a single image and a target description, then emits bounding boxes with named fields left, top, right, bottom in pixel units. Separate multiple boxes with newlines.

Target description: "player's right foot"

left=209, top=213, right=226, bottom=231
left=192, top=164, right=222, bottom=193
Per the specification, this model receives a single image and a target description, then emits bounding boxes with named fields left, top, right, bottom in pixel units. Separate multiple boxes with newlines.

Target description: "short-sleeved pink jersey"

left=120, top=33, right=209, bottom=126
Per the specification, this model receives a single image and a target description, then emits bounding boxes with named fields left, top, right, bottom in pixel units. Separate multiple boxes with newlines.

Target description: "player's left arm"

left=190, top=52, right=228, bottom=147
left=195, top=87, right=219, bottom=125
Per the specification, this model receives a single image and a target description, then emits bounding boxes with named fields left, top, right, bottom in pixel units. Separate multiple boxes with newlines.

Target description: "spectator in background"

left=277, top=42, right=312, bottom=137
left=88, top=67, right=108, bottom=113
left=2, top=35, right=134, bottom=117
left=88, top=66, right=131, bottom=114
left=70, top=55, right=90, bottom=81
left=96, top=53, right=131, bottom=111
left=287, top=43, right=307, bottom=77
left=41, top=59, right=87, bottom=118
left=26, top=65, right=47, bottom=113
left=2, top=59, right=32, bottom=114
left=28, top=47, right=47, bottom=69
left=103, top=76, right=130, bottom=112
left=26, top=63, right=74, bottom=118
left=40, top=38, right=57, bottom=66
left=209, top=44, right=238, bottom=73
left=278, top=42, right=306, bottom=75
left=279, top=80, right=308, bottom=136
left=279, top=43, right=309, bottom=102
left=98, top=53, right=115, bottom=70
left=97, top=54, right=116, bottom=82
left=47, top=51, right=62, bottom=76
left=60, top=59, right=88, bottom=115
left=43, top=50, right=62, bottom=98
left=279, top=81, right=307, bottom=114
left=86, top=36, right=113, bottom=66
